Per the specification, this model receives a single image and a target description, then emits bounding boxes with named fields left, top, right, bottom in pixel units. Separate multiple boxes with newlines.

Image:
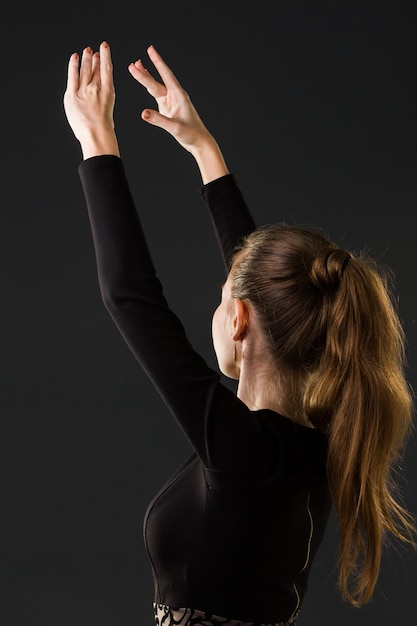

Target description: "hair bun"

left=309, top=247, right=352, bottom=292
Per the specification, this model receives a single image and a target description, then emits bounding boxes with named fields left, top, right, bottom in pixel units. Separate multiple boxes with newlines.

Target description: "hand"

left=128, top=45, right=229, bottom=182
left=128, top=46, right=214, bottom=154
left=64, top=41, right=119, bottom=159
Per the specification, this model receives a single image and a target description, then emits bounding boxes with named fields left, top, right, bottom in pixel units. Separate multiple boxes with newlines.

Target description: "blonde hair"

left=231, top=224, right=416, bottom=606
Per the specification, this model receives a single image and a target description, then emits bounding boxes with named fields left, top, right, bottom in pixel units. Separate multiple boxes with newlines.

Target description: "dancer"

left=63, top=41, right=415, bottom=626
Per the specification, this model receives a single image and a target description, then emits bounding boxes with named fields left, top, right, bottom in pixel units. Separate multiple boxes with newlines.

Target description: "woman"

left=63, top=42, right=415, bottom=625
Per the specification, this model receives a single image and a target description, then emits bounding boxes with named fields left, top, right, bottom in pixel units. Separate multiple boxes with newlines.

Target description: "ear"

left=231, top=298, right=249, bottom=341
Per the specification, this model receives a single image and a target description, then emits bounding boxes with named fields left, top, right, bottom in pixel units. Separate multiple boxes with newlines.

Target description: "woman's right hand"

left=129, top=46, right=229, bottom=182
left=64, top=41, right=120, bottom=160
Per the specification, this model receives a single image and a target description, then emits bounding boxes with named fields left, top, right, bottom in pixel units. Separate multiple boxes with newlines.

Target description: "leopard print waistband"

left=153, top=603, right=299, bottom=626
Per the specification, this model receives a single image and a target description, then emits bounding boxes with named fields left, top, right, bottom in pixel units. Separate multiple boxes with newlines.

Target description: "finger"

left=146, top=45, right=183, bottom=91
left=100, top=41, right=114, bottom=91
left=91, top=51, right=101, bottom=85
left=66, top=52, right=80, bottom=93
left=79, top=46, right=93, bottom=86
left=128, top=59, right=167, bottom=98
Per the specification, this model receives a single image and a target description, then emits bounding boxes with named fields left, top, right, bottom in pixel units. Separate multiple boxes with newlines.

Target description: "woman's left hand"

left=128, top=45, right=214, bottom=154
left=128, top=45, right=229, bottom=182
left=64, top=41, right=120, bottom=159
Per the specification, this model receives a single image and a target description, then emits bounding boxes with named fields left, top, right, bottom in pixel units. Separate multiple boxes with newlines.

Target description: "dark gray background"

left=1, top=1, right=416, bottom=624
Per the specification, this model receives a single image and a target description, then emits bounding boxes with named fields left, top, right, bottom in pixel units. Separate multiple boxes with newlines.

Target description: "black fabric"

left=78, top=156, right=333, bottom=624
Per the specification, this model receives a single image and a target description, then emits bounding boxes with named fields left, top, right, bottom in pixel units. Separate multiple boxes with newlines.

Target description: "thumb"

left=141, top=108, right=174, bottom=131
left=140, top=109, right=190, bottom=149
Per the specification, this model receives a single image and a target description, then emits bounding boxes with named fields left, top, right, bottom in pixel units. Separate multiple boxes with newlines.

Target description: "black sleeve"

left=200, top=174, right=256, bottom=272
left=78, top=155, right=278, bottom=477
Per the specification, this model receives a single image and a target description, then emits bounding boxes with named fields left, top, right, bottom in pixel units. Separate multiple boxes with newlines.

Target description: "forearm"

left=201, top=174, right=257, bottom=272
left=79, top=156, right=153, bottom=303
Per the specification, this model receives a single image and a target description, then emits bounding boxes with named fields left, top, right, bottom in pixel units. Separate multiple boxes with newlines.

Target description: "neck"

left=236, top=351, right=309, bottom=426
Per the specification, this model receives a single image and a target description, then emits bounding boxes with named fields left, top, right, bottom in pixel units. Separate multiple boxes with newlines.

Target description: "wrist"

left=190, top=137, right=229, bottom=184
left=78, top=126, right=120, bottom=160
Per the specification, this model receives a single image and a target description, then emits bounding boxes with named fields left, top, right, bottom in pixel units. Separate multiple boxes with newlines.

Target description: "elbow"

left=100, top=286, right=119, bottom=313
left=100, top=285, right=137, bottom=316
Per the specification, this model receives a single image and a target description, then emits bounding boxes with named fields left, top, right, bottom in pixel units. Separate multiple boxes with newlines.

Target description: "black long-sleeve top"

left=78, top=155, right=332, bottom=624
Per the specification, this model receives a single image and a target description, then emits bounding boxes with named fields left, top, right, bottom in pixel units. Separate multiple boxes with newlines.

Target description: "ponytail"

left=231, top=224, right=416, bottom=605
left=304, top=253, right=416, bottom=605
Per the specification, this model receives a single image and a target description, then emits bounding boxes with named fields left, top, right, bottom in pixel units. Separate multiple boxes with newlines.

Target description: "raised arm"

left=128, top=45, right=256, bottom=269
